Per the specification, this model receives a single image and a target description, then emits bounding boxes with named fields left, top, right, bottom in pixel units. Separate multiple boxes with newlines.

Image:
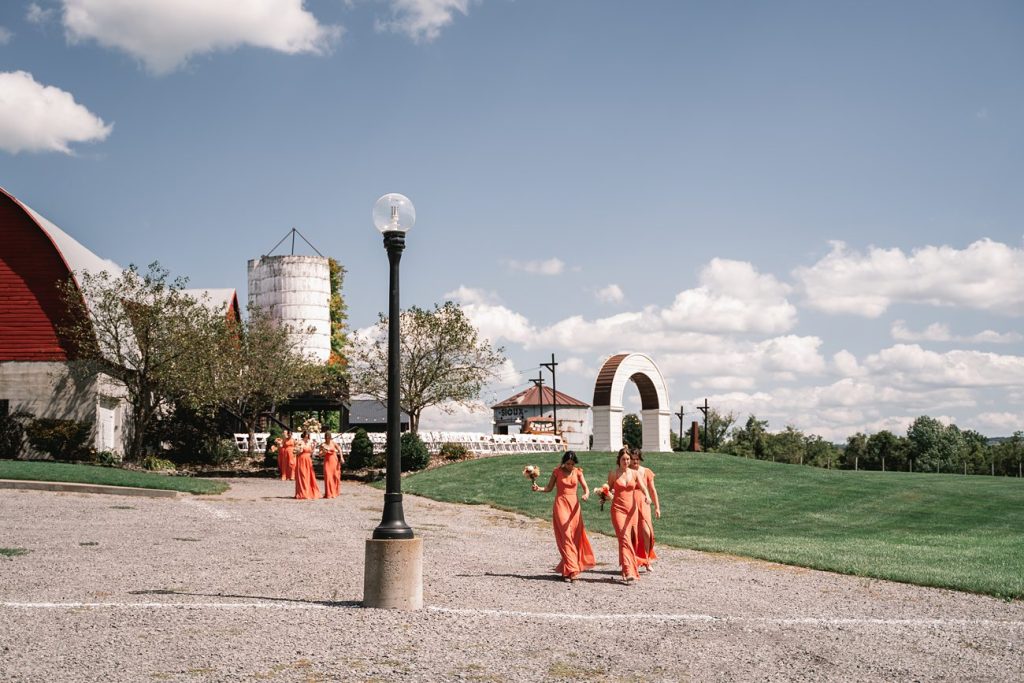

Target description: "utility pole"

left=673, top=404, right=685, bottom=451
left=541, top=354, right=559, bottom=439
left=696, top=398, right=711, bottom=452
left=529, top=372, right=545, bottom=432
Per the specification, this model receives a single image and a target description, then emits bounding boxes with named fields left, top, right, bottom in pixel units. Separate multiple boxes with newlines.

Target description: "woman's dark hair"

left=300, top=430, right=310, bottom=440
left=630, top=447, right=643, bottom=462
left=617, top=447, right=630, bottom=466
left=560, top=451, right=578, bottom=466
left=324, top=431, right=333, bottom=442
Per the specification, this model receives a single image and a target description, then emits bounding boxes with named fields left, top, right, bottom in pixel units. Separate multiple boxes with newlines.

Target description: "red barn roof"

left=491, top=385, right=589, bottom=409
left=0, top=187, right=121, bottom=361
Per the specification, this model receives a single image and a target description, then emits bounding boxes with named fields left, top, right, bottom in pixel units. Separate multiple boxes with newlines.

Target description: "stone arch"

left=592, top=353, right=672, bottom=452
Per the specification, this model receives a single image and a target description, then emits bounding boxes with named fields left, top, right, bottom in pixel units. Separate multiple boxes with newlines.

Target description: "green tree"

left=58, top=263, right=219, bottom=461
left=906, top=416, right=964, bottom=473
left=349, top=302, right=506, bottom=433
left=190, top=307, right=327, bottom=458
left=327, top=257, right=349, bottom=368
left=684, top=409, right=736, bottom=452
left=992, top=431, right=1024, bottom=476
left=842, top=432, right=868, bottom=470
left=400, top=431, right=430, bottom=472
left=805, top=434, right=838, bottom=468
left=864, top=430, right=906, bottom=471
left=622, top=413, right=642, bottom=449
left=727, top=414, right=769, bottom=459
left=960, top=429, right=989, bottom=474
left=768, top=425, right=806, bottom=464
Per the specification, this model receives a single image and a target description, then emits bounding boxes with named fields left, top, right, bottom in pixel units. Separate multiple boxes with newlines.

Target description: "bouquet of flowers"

left=522, top=464, right=541, bottom=488
left=595, top=484, right=612, bottom=511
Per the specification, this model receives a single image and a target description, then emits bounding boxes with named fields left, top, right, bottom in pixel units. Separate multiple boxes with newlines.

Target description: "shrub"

left=439, top=442, right=469, bottom=462
left=209, top=438, right=241, bottom=466
left=400, top=432, right=430, bottom=472
left=24, top=418, right=93, bottom=459
left=0, top=410, right=31, bottom=459
left=141, top=455, right=176, bottom=471
left=348, top=428, right=374, bottom=470
left=95, top=450, right=120, bottom=467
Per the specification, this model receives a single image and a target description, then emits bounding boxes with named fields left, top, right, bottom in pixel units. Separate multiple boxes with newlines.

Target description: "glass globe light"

left=372, top=193, right=416, bottom=234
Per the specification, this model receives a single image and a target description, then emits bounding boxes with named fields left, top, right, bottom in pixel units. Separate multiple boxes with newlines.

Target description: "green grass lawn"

left=397, top=451, right=1024, bottom=599
left=0, top=460, right=228, bottom=495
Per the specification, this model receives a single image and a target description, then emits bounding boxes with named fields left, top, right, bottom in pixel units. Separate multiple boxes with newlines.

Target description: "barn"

left=0, top=187, right=239, bottom=455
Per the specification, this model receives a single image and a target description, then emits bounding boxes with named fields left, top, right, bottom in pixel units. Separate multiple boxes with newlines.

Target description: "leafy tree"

left=349, top=302, right=506, bottom=433
left=864, top=430, right=906, bottom=471
left=768, top=425, right=806, bottom=464
left=684, top=409, right=736, bottom=452
left=842, top=432, right=868, bottom=470
left=805, top=434, right=838, bottom=468
left=727, top=414, right=769, bottom=459
left=992, top=431, right=1024, bottom=476
left=906, top=416, right=963, bottom=472
left=960, top=429, right=989, bottom=474
left=622, top=413, right=642, bottom=449
left=669, top=430, right=681, bottom=451
left=327, top=257, right=349, bottom=368
left=58, top=262, right=218, bottom=461
left=190, top=307, right=327, bottom=458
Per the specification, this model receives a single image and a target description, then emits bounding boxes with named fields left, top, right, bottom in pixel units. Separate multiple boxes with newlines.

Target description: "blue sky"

left=2, top=0, right=1022, bottom=439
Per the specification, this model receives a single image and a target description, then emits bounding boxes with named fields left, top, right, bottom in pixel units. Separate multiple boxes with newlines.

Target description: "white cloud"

left=446, top=287, right=535, bottom=346
left=595, top=284, right=624, bottom=304
left=975, top=412, right=1024, bottom=433
left=0, top=26, right=12, bottom=44
left=62, top=0, right=341, bottom=74
left=27, top=3, right=56, bottom=24
left=661, top=259, right=797, bottom=334
left=892, top=320, right=1022, bottom=344
left=795, top=239, right=1024, bottom=317
left=863, top=344, right=1024, bottom=389
left=504, top=257, right=565, bottom=276
left=375, top=0, right=472, bottom=43
left=0, top=70, right=112, bottom=154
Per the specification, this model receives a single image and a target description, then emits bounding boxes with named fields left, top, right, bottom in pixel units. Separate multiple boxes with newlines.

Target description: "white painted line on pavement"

left=2, top=602, right=1022, bottom=628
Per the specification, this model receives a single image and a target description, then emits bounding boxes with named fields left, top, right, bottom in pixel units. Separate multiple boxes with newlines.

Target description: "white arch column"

left=641, top=408, right=672, bottom=452
left=592, top=405, right=623, bottom=452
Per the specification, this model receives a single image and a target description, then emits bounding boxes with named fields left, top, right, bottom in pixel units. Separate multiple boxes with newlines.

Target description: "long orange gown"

left=609, top=469, right=642, bottom=579
left=293, top=441, right=321, bottom=500
left=633, top=466, right=657, bottom=568
left=550, top=466, right=596, bottom=579
left=279, top=437, right=296, bottom=481
left=321, top=441, right=341, bottom=499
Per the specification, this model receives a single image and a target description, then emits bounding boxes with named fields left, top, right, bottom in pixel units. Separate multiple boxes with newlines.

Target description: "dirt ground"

left=1, top=478, right=1022, bottom=682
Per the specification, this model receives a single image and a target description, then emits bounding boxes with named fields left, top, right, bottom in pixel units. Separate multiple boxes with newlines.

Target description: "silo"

left=247, top=255, right=331, bottom=363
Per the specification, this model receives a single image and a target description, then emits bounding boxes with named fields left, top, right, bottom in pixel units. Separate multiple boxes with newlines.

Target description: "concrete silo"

left=247, top=254, right=331, bottom=363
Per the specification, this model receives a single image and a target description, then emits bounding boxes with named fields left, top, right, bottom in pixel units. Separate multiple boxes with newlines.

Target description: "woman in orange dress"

left=532, top=451, right=595, bottom=582
left=293, top=431, right=321, bottom=500
left=279, top=430, right=296, bottom=481
left=608, top=447, right=651, bottom=583
left=629, top=448, right=661, bottom=572
left=320, top=431, right=343, bottom=499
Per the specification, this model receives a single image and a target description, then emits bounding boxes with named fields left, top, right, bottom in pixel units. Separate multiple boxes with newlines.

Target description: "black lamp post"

left=372, top=193, right=415, bottom=541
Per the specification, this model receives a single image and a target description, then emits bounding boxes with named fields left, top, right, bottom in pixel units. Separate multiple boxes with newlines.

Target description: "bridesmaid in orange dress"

left=608, top=447, right=651, bottom=583
left=279, top=430, right=296, bottom=481
left=320, top=431, right=343, bottom=499
left=293, top=431, right=321, bottom=500
left=629, top=448, right=661, bottom=572
left=532, top=451, right=596, bottom=582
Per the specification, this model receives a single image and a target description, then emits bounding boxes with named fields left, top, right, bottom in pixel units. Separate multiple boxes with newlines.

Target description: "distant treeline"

left=659, top=411, right=1023, bottom=476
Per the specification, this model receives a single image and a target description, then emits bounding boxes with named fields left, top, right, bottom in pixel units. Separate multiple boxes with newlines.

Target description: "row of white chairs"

left=233, top=431, right=565, bottom=456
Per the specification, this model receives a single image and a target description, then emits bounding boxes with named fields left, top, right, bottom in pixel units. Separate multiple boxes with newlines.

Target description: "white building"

left=491, top=385, right=591, bottom=451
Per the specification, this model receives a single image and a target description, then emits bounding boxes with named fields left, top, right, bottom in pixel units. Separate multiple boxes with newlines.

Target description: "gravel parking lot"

left=2, top=478, right=1022, bottom=682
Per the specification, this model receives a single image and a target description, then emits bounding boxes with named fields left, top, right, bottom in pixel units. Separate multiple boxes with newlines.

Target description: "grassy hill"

left=398, top=451, right=1024, bottom=599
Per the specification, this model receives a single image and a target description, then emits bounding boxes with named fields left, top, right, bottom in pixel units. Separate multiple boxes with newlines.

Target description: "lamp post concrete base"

left=362, top=538, right=423, bottom=610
